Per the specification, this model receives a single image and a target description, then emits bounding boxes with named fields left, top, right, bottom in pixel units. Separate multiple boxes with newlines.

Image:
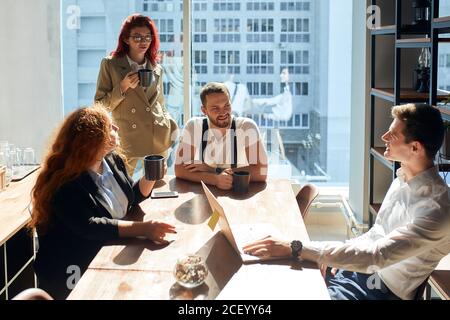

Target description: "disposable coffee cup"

left=144, top=155, right=165, bottom=181
left=233, top=171, right=250, bottom=194
left=138, top=69, right=153, bottom=87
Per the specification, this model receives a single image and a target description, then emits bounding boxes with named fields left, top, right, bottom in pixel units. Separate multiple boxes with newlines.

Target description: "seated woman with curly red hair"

left=29, top=107, right=176, bottom=299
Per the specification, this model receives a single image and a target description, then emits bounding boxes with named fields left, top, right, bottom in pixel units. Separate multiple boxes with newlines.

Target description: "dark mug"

left=144, top=155, right=165, bottom=181
left=138, top=69, right=153, bottom=87
left=233, top=171, right=251, bottom=193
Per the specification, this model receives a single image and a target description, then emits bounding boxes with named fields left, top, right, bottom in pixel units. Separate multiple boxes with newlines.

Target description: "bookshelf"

left=369, top=0, right=450, bottom=225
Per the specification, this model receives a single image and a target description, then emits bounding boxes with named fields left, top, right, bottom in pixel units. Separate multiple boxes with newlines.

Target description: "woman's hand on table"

left=142, top=220, right=177, bottom=243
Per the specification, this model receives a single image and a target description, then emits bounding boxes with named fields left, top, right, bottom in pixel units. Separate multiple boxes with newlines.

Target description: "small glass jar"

left=173, top=255, right=208, bottom=289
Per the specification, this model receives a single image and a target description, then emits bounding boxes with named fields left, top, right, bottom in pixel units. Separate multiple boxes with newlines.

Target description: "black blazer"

left=34, top=153, right=148, bottom=299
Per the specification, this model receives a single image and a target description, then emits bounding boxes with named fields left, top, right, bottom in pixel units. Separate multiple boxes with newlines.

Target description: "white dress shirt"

left=301, top=166, right=450, bottom=300
left=89, top=159, right=129, bottom=219
left=178, top=116, right=262, bottom=169
left=126, top=55, right=147, bottom=71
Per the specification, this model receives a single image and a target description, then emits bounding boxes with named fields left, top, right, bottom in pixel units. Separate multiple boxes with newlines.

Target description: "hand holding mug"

left=144, top=155, right=165, bottom=181
left=214, top=172, right=233, bottom=190
left=120, top=71, right=139, bottom=93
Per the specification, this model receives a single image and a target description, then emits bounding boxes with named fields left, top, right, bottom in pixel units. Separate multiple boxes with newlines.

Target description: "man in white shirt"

left=244, top=104, right=450, bottom=300
left=175, top=82, right=268, bottom=190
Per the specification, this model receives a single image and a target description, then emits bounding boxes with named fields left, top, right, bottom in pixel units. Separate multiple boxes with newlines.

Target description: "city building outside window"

left=247, top=82, right=274, bottom=96
left=280, top=1, right=310, bottom=11
left=247, top=1, right=275, bottom=11
left=294, top=82, right=309, bottom=96
left=213, top=51, right=240, bottom=74
left=194, top=50, right=207, bottom=74
left=281, top=50, right=309, bottom=75
left=213, top=0, right=240, bottom=11
left=193, top=19, right=207, bottom=43
left=247, top=50, right=274, bottom=74
left=246, top=19, right=274, bottom=43
left=193, top=1, right=207, bottom=11
left=142, top=0, right=176, bottom=12
left=281, top=18, right=310, bottom=43
left=213, top=19, right=240, bottom=43
left=153, top=19, right=174, bottom=43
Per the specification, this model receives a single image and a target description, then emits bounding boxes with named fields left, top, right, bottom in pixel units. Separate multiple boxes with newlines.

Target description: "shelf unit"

left=369, top=0, right=450, bottom=225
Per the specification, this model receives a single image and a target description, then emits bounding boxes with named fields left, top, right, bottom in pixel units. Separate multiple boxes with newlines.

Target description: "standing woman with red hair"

left=30, top=107, right=176, bottom=299
left=95, top=14, right=177, bottom=176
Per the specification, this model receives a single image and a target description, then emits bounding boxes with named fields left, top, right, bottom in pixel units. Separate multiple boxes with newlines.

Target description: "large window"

left=193, top=19, right=207, bottom=42
left=247, top=82, right=274, bottom=96
left=153, top=19, right=175, bottom=43
left=213, top=51, right=240, bottom=74
left=246, top=18, right=274, bottom=42
left=143, top=0, right=177, bottom=12
left=280, top=1, right=311, bottom=11
left=194, top=50, right=207, bottom=74
left=247, top=1, right=275, bottom=11
left=281, top=18, right=310, bottom=43
left=281, top=50, right=309, bottom=74
left=213, top=19, right=240, bottom=43
left=294, top=82, right=309, bottom=96
left=61, top=0, right=352, bottom=186
left=193, top=0, right=207, bottom=11
left=247, top=50, right=274, bottom=74
left=213, top=0, right=240, bottom=11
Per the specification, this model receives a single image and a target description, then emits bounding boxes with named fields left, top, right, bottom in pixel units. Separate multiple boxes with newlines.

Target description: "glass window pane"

left=54, top=0, right=337, bottom=186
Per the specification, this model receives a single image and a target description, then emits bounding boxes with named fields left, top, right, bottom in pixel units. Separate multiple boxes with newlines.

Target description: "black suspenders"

left=201, top=118, right=237, bottom=169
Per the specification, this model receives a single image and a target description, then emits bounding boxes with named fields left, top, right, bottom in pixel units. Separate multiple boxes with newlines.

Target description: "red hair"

left=29, top=107, right=113, bottom=233
left=111, top=14, right=160, bottom=66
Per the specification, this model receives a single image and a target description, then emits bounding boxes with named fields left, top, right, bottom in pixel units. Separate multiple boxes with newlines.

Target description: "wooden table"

left=429, top=254, right=450, bottom=300
left=68, top=177, right=330, bottom=300
left=0, top=171, right=37, bottom=246
left=0, top=170, right=38, bottom=299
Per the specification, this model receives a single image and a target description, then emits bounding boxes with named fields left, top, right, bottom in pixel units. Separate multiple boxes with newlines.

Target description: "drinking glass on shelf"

left=16, top=148, right=23, bottom=167
left=0, top=151, right=7, bottom=166
left=9, top=149, right=19, bottom=175
left=0, top=141, right=9, bottom=158
left=0, top=142, right=12, bottom=186
left=0, top=140, right=8, bottom=150
left=23, top=148, right=36, bottom=166
left=0, top=142, right=13, bottom=184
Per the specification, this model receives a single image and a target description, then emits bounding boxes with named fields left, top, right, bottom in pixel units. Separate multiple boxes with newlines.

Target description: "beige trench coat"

left=95, top=55, right=178, bottom=158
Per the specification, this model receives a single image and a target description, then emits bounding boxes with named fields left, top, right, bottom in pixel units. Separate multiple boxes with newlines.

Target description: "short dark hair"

left=200, top=82, right=230, bottom=107
left=391, top=104, right=445, bottom=159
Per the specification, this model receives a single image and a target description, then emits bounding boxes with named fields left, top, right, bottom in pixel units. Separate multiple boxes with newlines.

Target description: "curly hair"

left=29, top=107, right=114, bottom=233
